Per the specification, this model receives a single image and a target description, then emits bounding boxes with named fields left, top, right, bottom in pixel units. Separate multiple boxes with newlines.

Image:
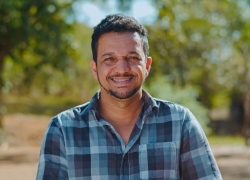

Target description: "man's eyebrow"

left=129, top=51, right=140, bottom=55
left=102, top=52, right=114, bottom=57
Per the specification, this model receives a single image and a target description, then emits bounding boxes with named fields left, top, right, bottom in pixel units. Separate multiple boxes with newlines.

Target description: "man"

left=37, top=14, right=222, bottom=180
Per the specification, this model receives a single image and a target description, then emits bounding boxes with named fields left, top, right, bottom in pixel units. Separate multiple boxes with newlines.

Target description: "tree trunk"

left=241, top=45, right=250, bottom=145
left=243, top=92, right=250, bottom=144
left=0, top=50, right=5, bottom=129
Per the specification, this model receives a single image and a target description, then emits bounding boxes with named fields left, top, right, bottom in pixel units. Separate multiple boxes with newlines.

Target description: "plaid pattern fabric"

left=37, top=90, right=222, bottom=180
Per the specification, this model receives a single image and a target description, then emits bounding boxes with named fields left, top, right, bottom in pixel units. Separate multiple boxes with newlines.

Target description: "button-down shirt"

left=36, top=90, right=222, bottom=180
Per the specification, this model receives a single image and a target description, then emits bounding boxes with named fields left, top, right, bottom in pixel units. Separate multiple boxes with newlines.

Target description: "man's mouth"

left=109, top=74, right=135, bottom=84
left=112, top=78, right=132, bottom=82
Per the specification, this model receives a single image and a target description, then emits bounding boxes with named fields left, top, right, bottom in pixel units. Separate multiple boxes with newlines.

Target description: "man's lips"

left=108, top=74, right=135, bottom=84
left=110, top=77, right=133, bottom=84
left=112, top=78, right=132, bottom=82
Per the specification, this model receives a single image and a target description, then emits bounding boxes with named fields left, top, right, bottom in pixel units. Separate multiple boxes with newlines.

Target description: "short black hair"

left=91, top=14, right=149, bottom=63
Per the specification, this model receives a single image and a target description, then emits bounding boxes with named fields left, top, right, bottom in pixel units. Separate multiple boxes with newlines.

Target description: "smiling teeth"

left=113, top=79, right=130, bottom=82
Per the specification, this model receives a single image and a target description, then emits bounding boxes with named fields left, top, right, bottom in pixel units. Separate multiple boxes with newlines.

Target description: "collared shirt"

left=36, top=90, right=222, bottom=180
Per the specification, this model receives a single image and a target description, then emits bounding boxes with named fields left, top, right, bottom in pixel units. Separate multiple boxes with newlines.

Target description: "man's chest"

left=63, top=118, right=182, bottom=180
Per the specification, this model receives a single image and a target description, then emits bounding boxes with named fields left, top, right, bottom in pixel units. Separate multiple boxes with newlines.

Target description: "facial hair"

left=97, top=71, right=143, bottom=99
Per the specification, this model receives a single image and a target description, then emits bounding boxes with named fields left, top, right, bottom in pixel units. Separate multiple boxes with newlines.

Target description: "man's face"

left=90, top=32, right=151, bottom=99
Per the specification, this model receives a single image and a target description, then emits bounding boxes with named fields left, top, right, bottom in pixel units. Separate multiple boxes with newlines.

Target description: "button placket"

left=109, top=126, right=115, bottom=135
left=123, top=154, right=127, bottom=160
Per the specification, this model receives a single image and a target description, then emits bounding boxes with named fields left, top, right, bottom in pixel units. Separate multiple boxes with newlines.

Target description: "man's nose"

left=114, top=58, right=130, bottom=73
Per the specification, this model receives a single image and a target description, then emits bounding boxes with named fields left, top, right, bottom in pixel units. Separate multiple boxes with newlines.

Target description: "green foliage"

left=1, top=0, right=99, bottom=100
left=207, top=135, right=245, bottom=146
left=1, top=0, right=76, bottom=93
left=0, top=128, right=4, bottom=144
left=144, top=76, right=210, bottom=134
left=4, top=93, right=81, bottom=115
left=1, top=0, right=73, bottom=56
left=3, top=22, right=99, bottom=102
left=147, top=0, right=250, bottom=110
left=2, top=0, right=250, bottom=134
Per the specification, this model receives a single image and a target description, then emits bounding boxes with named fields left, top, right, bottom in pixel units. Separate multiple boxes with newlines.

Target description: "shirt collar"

left=80, top=90, right=101, bottom=118
left=80, top=89, right=159, bottom=120
left=141, top=89, right=159, bottom=118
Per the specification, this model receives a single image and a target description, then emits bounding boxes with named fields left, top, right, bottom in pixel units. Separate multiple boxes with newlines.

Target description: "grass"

left=4, top=94, right=84, bottom=116
left=207, top=135, right=245, bottom=146
left=4, top=94, right=82, bottom=105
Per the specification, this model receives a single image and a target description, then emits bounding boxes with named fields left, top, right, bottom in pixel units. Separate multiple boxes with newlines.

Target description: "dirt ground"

left=0, top=114, right=250, bottom=180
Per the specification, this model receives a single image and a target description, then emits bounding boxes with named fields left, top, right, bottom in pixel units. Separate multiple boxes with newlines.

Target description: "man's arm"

left=180, top=108, right=222, bottom=180
left=36, top=117, right=68, bottom=180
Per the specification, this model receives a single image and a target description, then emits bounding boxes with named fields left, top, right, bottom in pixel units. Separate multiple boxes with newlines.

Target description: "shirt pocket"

left=139, top=142, right=176, bottom=180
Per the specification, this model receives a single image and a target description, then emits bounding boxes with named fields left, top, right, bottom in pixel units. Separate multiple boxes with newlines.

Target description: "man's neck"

left=99, top=88, right=144, bottom=124
left=98, top=88, right=144, bottom=146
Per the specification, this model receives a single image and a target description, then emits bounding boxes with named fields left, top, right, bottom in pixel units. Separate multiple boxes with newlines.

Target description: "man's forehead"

left=98, top=31, right=141, bottom=42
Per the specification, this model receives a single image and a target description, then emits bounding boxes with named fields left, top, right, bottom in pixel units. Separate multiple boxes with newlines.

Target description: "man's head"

left=90, top=14, right=152, bottom=99
left=91, top=14, right=149, bottom=63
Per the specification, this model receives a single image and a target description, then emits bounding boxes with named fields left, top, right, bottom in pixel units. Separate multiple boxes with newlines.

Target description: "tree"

left=147, top=0, right=225, bottom=107
left=148, top=0, right=250, bottom=141
left=0, top=0, right=76, bottom=127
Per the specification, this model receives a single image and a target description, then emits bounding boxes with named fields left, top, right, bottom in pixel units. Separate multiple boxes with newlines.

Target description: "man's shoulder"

left=51, top=102, right=91, bottom=125
left=152, top=98, right=199, bottom=125
left=152, top=97, right=188, bottom=113
left=61, top=102, right=90, bottom=115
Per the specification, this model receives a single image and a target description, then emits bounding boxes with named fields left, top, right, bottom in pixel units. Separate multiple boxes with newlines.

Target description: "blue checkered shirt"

left=37, top=90, right=222, bottom=180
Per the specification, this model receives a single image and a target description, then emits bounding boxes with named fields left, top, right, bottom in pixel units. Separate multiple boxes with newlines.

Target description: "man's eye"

left=128, top=56, right=139, bottom=60
left=105, top=58, right=113, bottom=61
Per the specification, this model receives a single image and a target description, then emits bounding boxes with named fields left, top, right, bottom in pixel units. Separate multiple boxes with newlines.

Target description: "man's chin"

left=109, top=88, right=139, bottom=99
left=97, top=78, right=142, bottom=99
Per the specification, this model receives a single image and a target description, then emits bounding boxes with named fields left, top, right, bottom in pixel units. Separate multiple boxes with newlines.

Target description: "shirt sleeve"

left=180, top=108, right=222, bottom=180
left=36, top=117, right=68, bottom=180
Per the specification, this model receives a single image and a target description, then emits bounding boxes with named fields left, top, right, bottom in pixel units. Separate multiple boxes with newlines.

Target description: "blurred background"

left=0, top=0, right=250, bottom=179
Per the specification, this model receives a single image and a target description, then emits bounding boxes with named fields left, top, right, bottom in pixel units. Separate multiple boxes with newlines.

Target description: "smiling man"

left=37, top=14, right=222, bottom=180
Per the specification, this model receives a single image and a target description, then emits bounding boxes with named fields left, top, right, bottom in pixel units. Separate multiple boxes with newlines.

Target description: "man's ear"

left=146, top=57, right=152, bottom=77
left=90, top=60, right=98, bottom=80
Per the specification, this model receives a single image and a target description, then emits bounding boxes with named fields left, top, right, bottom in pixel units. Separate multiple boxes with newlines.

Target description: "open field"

left=0, top=114, right=250, bottom=180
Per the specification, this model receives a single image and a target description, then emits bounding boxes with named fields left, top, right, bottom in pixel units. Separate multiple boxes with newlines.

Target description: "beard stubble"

left=97, top=71, right=143, bottom=99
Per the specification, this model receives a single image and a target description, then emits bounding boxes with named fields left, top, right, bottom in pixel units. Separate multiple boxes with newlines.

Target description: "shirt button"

left=124, top=154, right=127, bottom=160
left=110, top=130, right=115, bottom=134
